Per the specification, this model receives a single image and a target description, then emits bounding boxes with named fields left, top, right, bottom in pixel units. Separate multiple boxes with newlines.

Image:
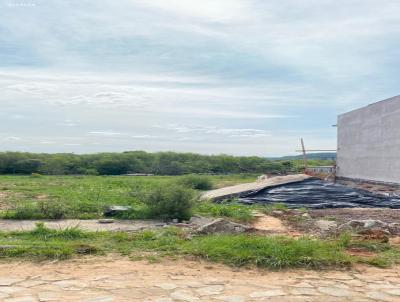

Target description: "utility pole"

left=300, top=138, right=308, bottom=172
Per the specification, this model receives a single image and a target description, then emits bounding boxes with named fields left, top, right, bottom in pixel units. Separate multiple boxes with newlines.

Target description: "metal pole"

left=301, top=138, right=308, bottom=172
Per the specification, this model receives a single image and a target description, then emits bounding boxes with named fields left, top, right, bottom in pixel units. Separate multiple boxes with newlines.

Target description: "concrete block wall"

left=336, top=95, right=400, bottom=184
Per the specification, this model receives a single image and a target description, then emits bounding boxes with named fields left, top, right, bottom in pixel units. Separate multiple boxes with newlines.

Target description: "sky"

left=0, top=0, right=399, bottom=156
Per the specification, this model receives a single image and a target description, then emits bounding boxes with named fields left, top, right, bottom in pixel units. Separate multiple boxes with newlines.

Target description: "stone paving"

left=1, top=257, right=400, bottom=301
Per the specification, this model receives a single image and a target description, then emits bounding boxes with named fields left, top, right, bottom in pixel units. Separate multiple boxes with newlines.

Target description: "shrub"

left=178, top=175, right=213, bottom=190
left=30, top=173, right=42, bottom=178
left=37, top=200, right=67, bottom=219
left=1, top=203, right=43, bottom=219
left=139, top=185, right=197, bottom=221
left=2, top=201, right=68, bottom=220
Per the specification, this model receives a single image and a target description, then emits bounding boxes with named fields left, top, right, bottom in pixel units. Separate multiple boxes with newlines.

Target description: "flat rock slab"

left=1, top=257, right=400, bottom=302
left=202, top=174, right=311, bottom=201
left=0, top=219, right=164, bottom=232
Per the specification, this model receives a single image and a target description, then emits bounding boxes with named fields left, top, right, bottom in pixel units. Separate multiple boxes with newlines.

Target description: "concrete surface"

left=202, top=174, right=311, bottom=201
left=337, top=95, right=400, bottom=185
left=0, top=219, right=164, bottom=232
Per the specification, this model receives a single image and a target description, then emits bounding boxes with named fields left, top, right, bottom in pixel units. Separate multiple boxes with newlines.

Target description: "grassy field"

left=1, top=223, right=399, bottom=269
left=0, top=174, right=257, bottom=220
left=1, top=175, right=400, bottom=269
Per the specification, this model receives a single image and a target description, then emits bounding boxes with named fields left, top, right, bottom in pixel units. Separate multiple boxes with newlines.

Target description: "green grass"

left=0, top=174, right=256, bottom=220
left=184, top=234, right=351, bottom=269
left=194, top=201, right=254, bottom=222
left=258, top=203, right=289, bottom=215
left=1, top=224, right=399, bottom=269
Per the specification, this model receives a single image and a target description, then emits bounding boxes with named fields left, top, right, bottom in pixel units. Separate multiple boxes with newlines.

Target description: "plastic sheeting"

left=239, top=179, right=400, bottom=209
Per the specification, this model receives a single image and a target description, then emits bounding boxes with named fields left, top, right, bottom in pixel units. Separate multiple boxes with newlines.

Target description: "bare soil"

left=338, top=179, right=400, bottom=195
left=270, top=208, right=400, bottom=237
left=308, top=208, right=400, bottom=225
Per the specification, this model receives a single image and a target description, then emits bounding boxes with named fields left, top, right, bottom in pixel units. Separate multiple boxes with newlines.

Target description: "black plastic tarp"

left=239, top=179, right=400, bottom=209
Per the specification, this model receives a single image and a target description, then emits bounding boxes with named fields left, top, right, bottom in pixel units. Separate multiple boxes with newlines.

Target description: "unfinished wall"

left=337, top=96, right=400, bottom=185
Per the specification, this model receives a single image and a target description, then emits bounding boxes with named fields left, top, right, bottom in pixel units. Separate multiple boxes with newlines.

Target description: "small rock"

left=103, top=206, right=132, bottom=217
left=172, top=219, right=179, bottom=223
left=196, top=218, right=250, bottom=234
left=271, top=210, right=284, bottom=216
left=338, top=219, right=391, bottom=234
left=388, top=223, right=400, bottom=235
left=189, top=216, right=214, bottom=227
left=98, top=219, right=115, bottom=224
left=301, top=213, right=310, bottom=218
left=315, top=220, right=338, bottom=232
left=364, top=219, right=386, bottom=229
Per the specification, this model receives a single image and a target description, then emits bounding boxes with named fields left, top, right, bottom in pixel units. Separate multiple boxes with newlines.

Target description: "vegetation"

left=0, top=175, right=256, bottom=220
left=194, top=201, right=254, bottom=222
left=0, top=151, right=334, bottom=176
left=1, top=224, right=399, bottom=269
left=178, top=175, right=214, bottom=190
left=258, top=203, right=289, bottom=215
left=138, top=185, right=197, bottom=221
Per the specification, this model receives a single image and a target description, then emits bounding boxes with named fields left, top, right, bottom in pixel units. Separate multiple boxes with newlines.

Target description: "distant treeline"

left=0, top=151, right=333, bottom=176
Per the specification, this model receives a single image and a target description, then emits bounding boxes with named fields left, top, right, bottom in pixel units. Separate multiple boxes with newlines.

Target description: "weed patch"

left=2, top=224, right=393, bottom=269
left=178, top=175, right=214, bottom=190
left=194, top=201, right=253, bottom=222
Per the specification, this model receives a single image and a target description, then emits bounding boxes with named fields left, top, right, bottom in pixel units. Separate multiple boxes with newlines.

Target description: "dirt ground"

left=268, top=207, right=400, bottom=237
left=338, top=179, right=400, bottom=196
left=308, top=208, right=400, bottom=225
left=1, top=256, right=400, bottom=302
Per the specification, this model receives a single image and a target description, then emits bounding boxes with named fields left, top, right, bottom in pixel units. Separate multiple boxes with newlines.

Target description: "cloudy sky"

left=0, top=0, right=399, bottom=156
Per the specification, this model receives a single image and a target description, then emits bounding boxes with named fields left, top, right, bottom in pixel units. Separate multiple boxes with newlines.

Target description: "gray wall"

left=337, top=96, right=400, bottom=184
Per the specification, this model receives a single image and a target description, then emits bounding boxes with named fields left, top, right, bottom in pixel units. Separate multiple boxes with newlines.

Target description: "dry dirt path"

left=1, top=257, right=400, bottom=302
left=0, top=219, right=164, bottom=232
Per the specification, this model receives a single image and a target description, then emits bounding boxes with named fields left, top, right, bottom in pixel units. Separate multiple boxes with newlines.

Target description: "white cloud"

left=138, top=0, right=250, bottom=22
left=39, top=141, right=54, bottom=144
left=88, top=131, right=123, bottom=136
left=131, top=135, right=159, bottom=139
left=0, top=0, right=398, bottom=156
left=3, top=136, right=21, bottom=141
left=161, top=124, right=271, bottom=138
